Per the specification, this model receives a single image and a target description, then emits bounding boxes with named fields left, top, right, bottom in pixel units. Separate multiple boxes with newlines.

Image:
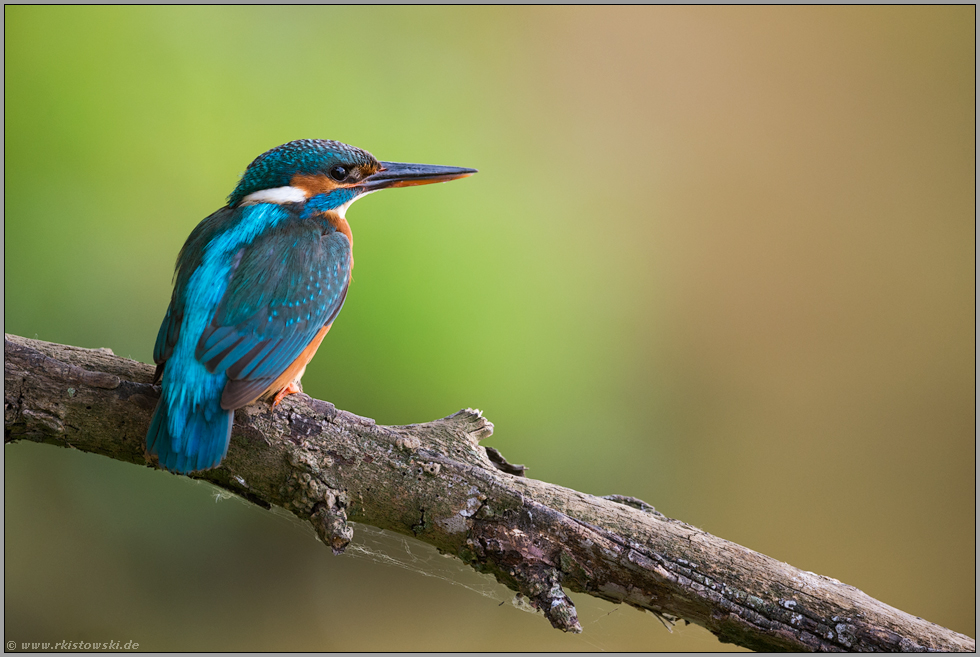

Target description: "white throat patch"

left=335, top=190, right=376, bottom=219
left=241, top=186, right=307, bottom=205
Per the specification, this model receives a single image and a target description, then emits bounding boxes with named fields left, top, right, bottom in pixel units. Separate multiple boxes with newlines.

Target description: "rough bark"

left=3, top=333, right=974, bottom=653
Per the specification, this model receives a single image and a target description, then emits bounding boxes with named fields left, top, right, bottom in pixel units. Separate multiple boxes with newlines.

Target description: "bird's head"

left=228, top=139, right=476, bottom=214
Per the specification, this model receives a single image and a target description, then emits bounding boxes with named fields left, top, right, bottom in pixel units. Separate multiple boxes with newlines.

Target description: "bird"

left=146, top=139, right=476, bottom=474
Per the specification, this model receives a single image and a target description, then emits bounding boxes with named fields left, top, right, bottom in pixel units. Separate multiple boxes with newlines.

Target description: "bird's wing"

left=153, top=207, right=238, bottom=381
left=195, top=216, right=351, bottom=409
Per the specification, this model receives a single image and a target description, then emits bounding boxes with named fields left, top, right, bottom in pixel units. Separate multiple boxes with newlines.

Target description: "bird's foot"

left=270, top=381, right=302, bottom=409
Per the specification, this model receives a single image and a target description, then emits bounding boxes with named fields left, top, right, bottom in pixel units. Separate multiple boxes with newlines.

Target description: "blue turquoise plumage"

left=147, top=139, right=475, bottom=473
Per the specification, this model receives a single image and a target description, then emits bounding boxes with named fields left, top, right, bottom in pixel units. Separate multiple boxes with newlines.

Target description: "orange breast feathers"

left=323, top=211, right=353, bottom=253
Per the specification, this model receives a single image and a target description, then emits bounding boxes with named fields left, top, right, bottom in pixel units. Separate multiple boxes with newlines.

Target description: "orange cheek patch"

left=291, top=173, right=344, bottom=196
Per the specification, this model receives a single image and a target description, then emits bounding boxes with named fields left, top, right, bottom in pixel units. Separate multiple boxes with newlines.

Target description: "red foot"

left=270, top=381, right=302, bottom=409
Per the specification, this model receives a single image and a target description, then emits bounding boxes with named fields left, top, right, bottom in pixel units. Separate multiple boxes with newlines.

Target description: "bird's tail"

left=146, top=393, right=233, bottom=474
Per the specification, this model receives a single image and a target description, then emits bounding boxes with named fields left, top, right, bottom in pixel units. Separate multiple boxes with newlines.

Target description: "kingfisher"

left=146, top=139, right=476, bottom=473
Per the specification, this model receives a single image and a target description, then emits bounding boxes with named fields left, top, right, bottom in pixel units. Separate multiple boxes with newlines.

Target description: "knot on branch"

left=536, top=575, right=582, bottom=633
left=311, top=501, right=353, bottom=555
left=447, top=407, right=494, bottom=442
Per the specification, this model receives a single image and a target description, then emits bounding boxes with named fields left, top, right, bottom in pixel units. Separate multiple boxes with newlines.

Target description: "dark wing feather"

left=152, top=301, right=181, bottom=382
left=195, top=217, right=351, bottom=410
left=152, top=207, right=238, bottom=382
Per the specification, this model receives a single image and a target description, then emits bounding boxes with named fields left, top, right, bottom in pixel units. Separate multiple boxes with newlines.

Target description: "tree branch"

left=4, top=334, right=973, bottom=652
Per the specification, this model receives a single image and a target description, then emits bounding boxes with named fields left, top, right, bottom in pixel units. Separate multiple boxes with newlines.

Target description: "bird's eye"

left=329, top=165, right=349, bottom=182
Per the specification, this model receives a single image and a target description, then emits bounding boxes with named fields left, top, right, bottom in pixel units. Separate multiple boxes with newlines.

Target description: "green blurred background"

left=4, top=6, right=974, bottom=651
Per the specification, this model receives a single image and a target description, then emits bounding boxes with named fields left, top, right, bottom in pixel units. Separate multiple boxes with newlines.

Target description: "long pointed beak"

left=360, top=161, right=477, bottom=192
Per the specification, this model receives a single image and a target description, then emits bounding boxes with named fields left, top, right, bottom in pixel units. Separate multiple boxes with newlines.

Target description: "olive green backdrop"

left=4, top=6, right=974, bottom=651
